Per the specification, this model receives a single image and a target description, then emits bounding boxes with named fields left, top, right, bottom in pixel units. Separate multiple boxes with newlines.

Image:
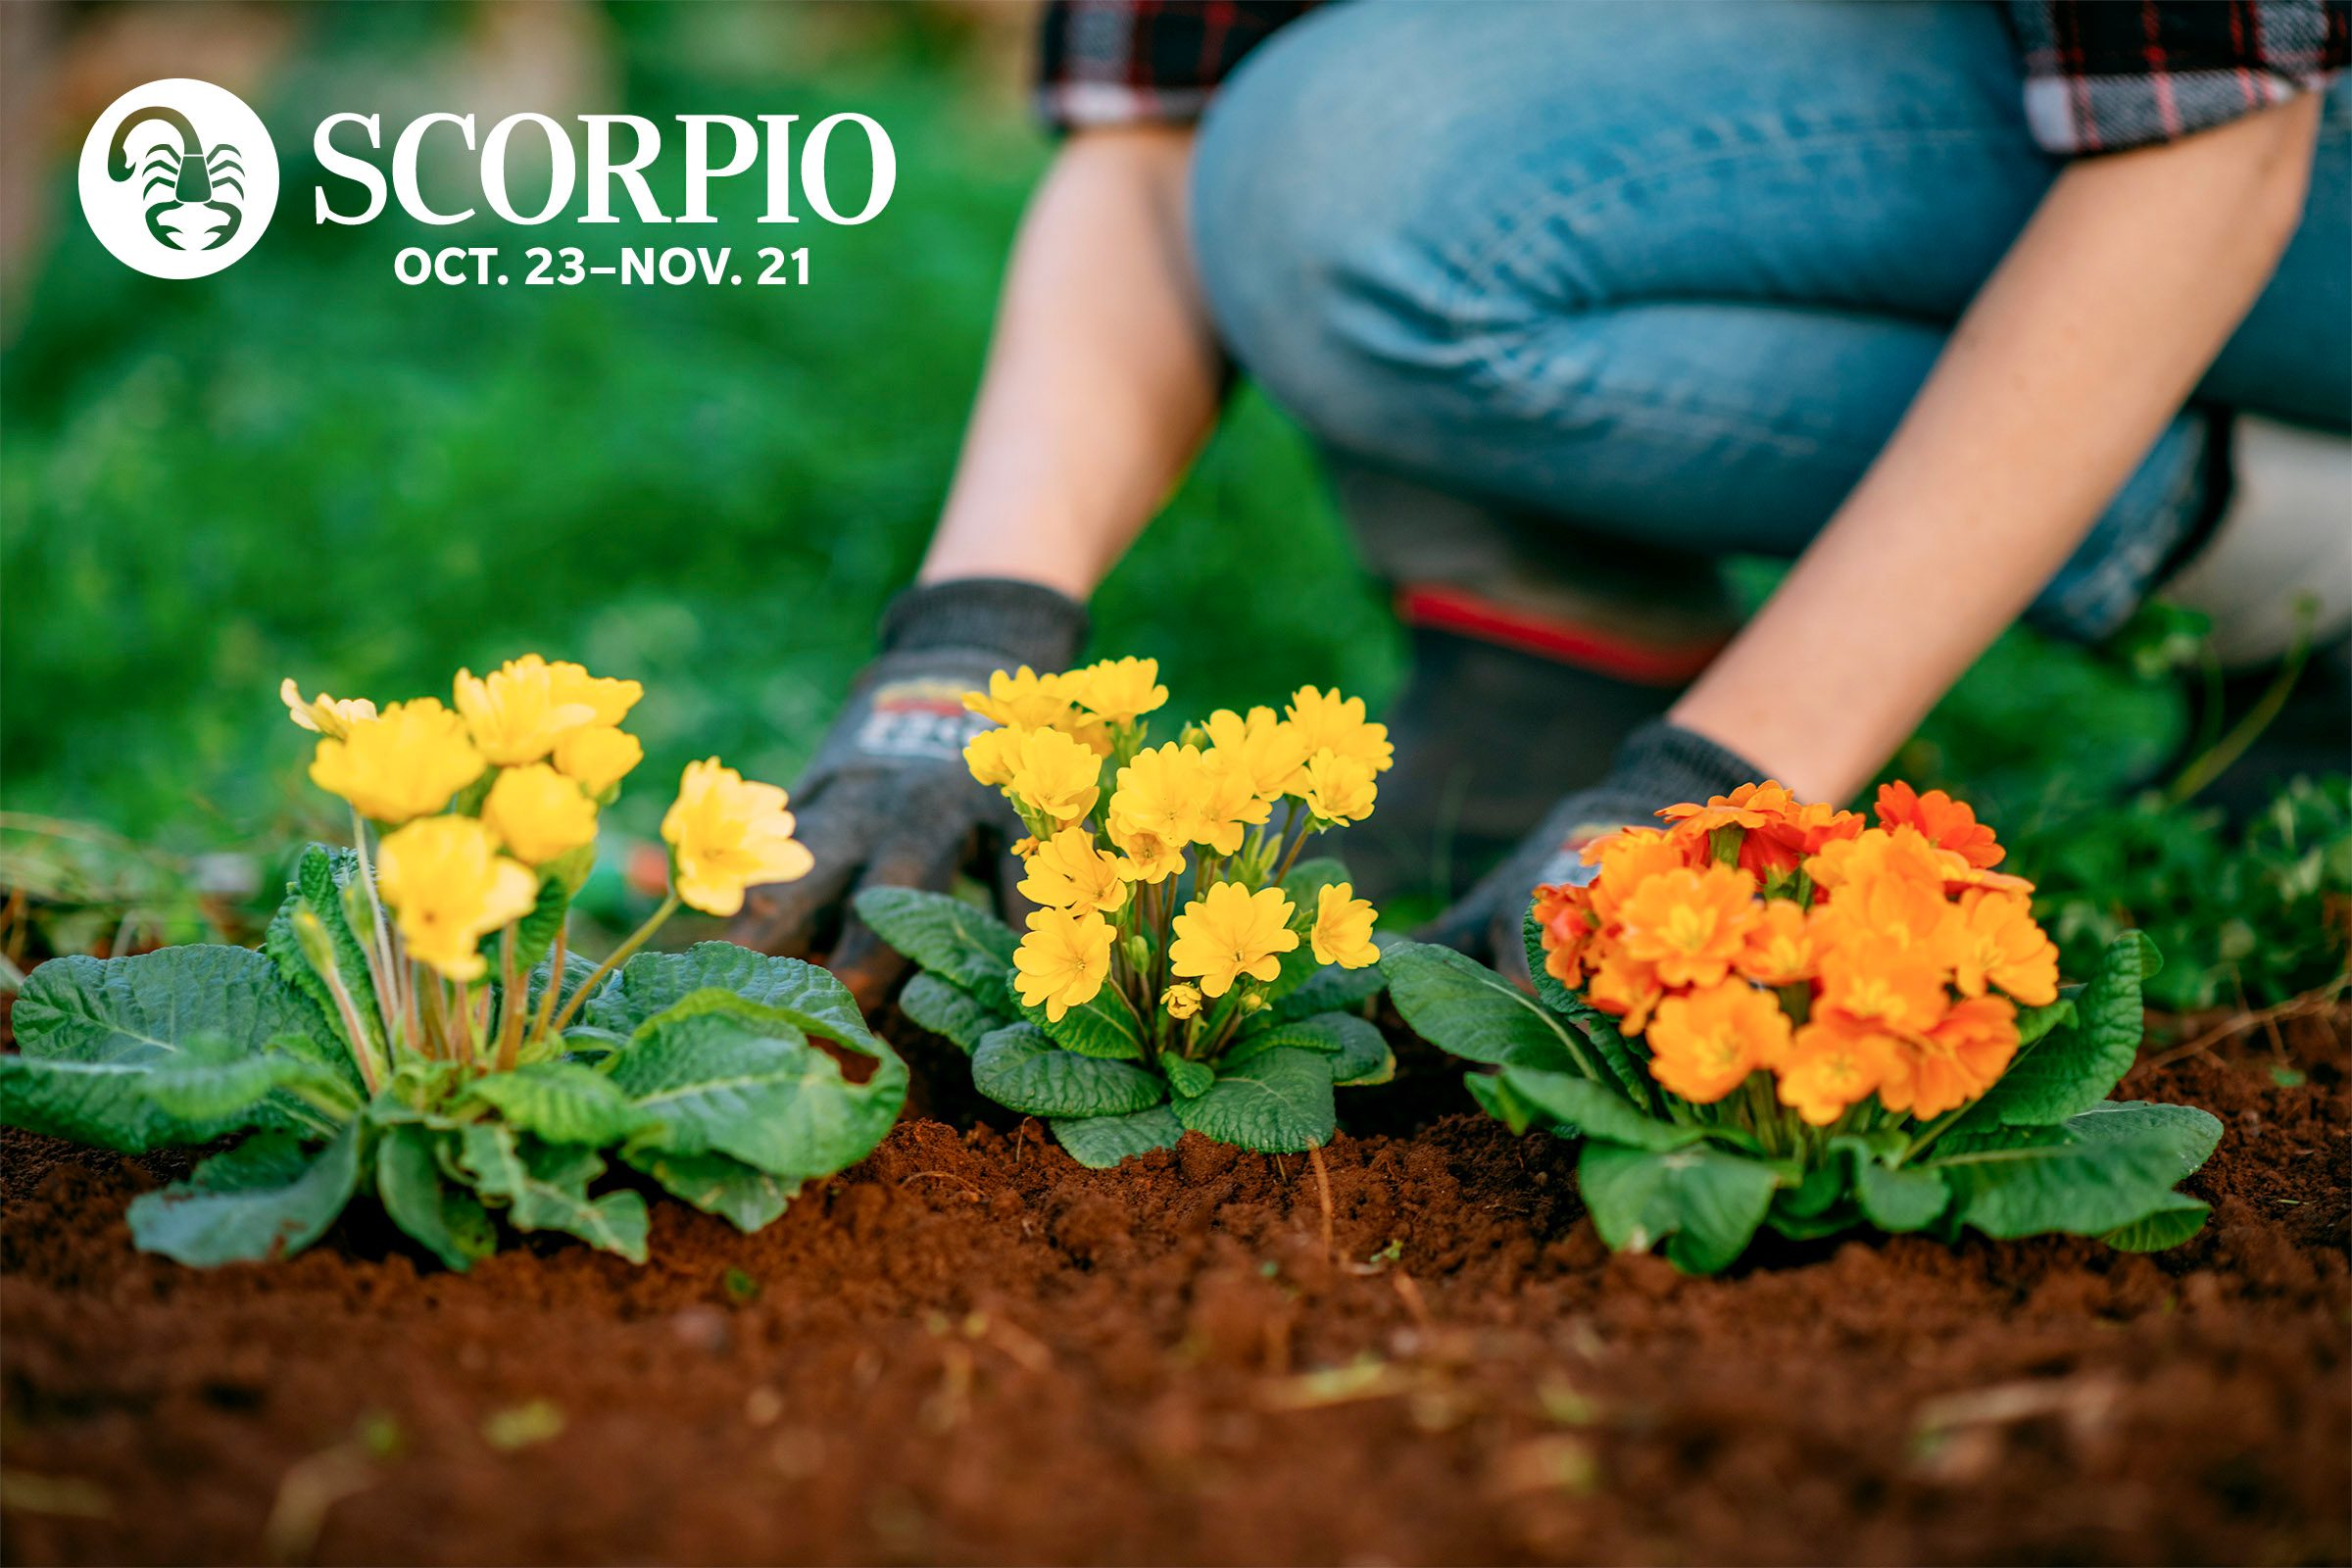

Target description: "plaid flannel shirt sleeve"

left=1036, top=0, right=1318, bottom=131
left=2009, top=0, right=2349, bottom=155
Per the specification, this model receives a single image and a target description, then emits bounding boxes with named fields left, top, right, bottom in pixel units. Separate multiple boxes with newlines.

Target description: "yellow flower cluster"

left=1535, top=781, right=2057, bottom=1127
left=286, top=658, right=811, bottom=981
left=964, top=662, right=1387, bottom=1032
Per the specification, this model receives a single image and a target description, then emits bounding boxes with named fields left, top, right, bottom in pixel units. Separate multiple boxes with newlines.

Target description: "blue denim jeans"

left=1191, top=0, right=2352, bottom=642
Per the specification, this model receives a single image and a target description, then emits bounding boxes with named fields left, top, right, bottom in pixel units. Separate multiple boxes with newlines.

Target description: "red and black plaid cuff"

left=1036, top=0, right=1317, bottom=131
left=2010, top=0, right=2350, bottom=154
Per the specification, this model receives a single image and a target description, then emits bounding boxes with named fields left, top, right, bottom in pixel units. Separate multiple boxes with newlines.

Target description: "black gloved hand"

left=1423, top=719, right=1761, bottom=984
left=728, top=577, right=1087, bottom=1004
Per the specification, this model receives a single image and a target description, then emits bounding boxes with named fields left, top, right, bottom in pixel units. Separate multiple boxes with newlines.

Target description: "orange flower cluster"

left=1533, top=781, right=2058, bottom=1127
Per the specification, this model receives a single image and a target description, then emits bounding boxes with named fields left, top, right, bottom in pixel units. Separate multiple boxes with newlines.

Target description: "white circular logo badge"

left=78, top=78, right=278, bottom=278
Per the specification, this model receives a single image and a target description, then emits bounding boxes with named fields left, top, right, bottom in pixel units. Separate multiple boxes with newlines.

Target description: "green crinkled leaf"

left=608, top=995, right=904, bottom=1182
left=594, top=943, right=889, bottom=1056
left=15, top=947, right=322, bottom=1064
left=457, top=1124, right=649, bottom=1262
left=1577, top=1141, right=1782, bottom=1275
left=1164, top=1056, right=1215, bottom=1099
left=0, top=1044, right=333, bottom=1154
left=1172, top=1047, right=1336, bottom=1153
left=1381, top=940, right=1593, bottom=1070
left=377, top=1124, right=495, bottom=1271
left=1052, top=1103, right=1186, bottom=1168
left=1499, top=1068, right=1702, bottom=1152
left=1844, top=1149, right=1951, bottom=1233
left=2015, top=998, right=2078, bottom=1049
left=1271, top=960, right=1386, bottom=1023
left=262, top=846, right=382, bottom=1058
left=2064, top=1099, right=2225, bottom=1167
left=851, top=887, right=1021, bottom=1013
left=1019, top=980, right=1146, bottom=1061
left=2101, top=1196, right=2211, bottom=1251
left=1324, top=1014, right=1395, bottom=1087
left=898, top=972, right=1008, bottom=1054
left=1971, top=931, right=2155, bottom=1128
left=1464, top=1070, right=1544, bottom=1135
left=126, top=1124, right=368, bottom=1266
left=527, top=951, right=613, bottom=1024
left=461, top=1061, right=647, bottom=1146
left=1929, top=1099, right=2220, bottom=1240
left=972, top=1023, right=1167, bottom=1118
left=622, top=1147, right=794, bottom=1233
left=139, top=1046, right=346, bottom=1126
left=507, top=873, right=569, bottom=974
left=1522, top=911, right=1652, bottom=1104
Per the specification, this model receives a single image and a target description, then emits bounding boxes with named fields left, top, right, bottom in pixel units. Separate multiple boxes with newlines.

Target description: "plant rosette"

left=0, top=661, right=905, bottom=1268
left=856, top=661, right=1394, bottom=1166
left=1382, top=780, right=2222, bottom=1274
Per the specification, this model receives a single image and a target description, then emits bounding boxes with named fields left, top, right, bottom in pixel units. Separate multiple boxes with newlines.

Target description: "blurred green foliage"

left=3, top=5, right=2342, bottom=1008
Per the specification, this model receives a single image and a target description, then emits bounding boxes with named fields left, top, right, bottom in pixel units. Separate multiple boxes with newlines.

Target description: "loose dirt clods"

left=2, top=1011, right=2344, bottom=1565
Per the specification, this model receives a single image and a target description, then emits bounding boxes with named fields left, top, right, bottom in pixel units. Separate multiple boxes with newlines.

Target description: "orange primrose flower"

left=1876, top=781, right=2004, bottom=870
left=1880, top=994, right=2021, bottom=1119
left=1737, top=897, right=1819, bottom=987
left=1657, top=780, right=1801, bottom=838
left=1777, top=1016, right=1901, bottom=1127
left=1584, top=826, right=1709, bottom=925
left=1645, top=980, right=1792, bottom=1103
left=1614, top=863, right=1763, bottom=989
left=1817, top=944, right=1951, bottom=1036
left=1948, top=889, right=2059, bottom=1006
left=1585, top=945, right=1666, bottom=1036
left=1532, top=881, right=1598, bottom=989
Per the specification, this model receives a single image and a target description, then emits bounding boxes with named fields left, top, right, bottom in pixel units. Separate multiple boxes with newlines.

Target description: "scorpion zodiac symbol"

left=109, top=107, right=244, bottom=252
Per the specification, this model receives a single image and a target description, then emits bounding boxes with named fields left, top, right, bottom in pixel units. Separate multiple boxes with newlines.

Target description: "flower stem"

left=348, top=808, right=404, bottom=1043
left=494, top=932, right=524, bottom=1074
left=548, top=891, right=680, bottom=1037
left=530, top=921, right=568, bottom=1052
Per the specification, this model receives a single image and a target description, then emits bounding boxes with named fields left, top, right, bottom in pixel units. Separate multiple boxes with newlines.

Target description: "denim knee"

left=1191, top=4, right=1499, bottom=458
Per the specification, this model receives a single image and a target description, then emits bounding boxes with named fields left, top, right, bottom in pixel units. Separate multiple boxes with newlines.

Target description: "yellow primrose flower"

left=1107, top=817, right=1188, bottom=884
left=454, top=656, right=600, bottom=766
left=544, top=660, right=643, bottom=728
left=481, top=763, right=599, bottom=867
left=1204, top=706, right=1309, bottom=798
left=1162, top=983, right=1202, bottom=1020
left=279, top=678, right=377, bottom=740
left=1195, top=749, right=1274, bottom=855
left=661, top=758, right=816, bottom=917
left=375, top=814, right=540, bottom=982
left=1286, top=686, right=1394, bottom=775
left=551, top=724, right=643, bottom=796
left=1301, top=748, right=1378, bottom=824
left=1309, top=882, right=1380, bottom=968
left=309, top=698, right=486, bottom=825
left=1169, top=880, right=1299, bottom=999
left=1005, top=726, right=1103, bottom=825
left=963, top=725, right=1025, bottom=789
left=963, top=666, right=1077, bottom=731
left=1065, top=656, right=1167, bottom=726
left=1017, top=827, right=1130, bottom=915
left=1109, top=743, right=1208, bottom=848
left=1012, top=906, right=1114, bottom=1022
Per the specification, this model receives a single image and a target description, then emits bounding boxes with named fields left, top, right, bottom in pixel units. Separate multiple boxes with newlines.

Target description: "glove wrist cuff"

left=881, top=577, right=1089, bottom=673
left=1608, top=718, right=1763, bottom=812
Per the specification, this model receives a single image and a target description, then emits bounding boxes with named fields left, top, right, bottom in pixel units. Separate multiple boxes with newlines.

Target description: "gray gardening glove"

left=1424, top=719, right=1762, bottom=984
left=728, top=577, right=1087, bottom=1004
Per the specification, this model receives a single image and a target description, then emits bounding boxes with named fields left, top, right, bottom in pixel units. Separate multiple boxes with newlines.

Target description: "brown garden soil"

left=3, top=1004, right=2346, bottom=1567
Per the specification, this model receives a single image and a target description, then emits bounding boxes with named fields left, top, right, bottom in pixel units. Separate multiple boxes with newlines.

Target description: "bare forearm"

left=1672, top=96, right=2322, bottom=803
left=919, top=126, right=1224, bottom=598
